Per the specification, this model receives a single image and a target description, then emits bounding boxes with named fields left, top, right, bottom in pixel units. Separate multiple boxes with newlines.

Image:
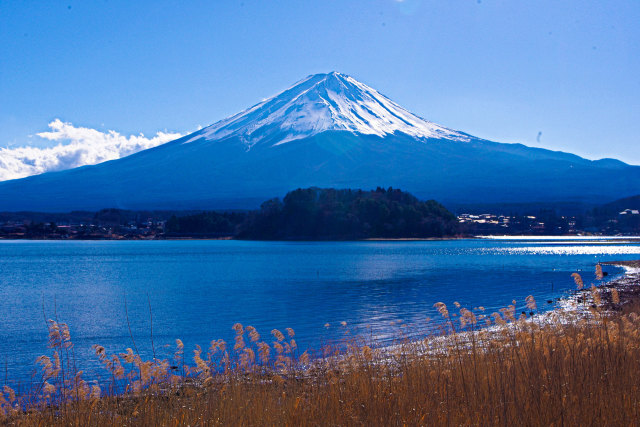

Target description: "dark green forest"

left=165, top=211, right=246, bottom=237
left=166, top=187, right=460, bottom=240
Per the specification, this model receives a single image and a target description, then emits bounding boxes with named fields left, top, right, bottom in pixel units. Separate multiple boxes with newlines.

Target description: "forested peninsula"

left=166, top=187, right=460, bottom=240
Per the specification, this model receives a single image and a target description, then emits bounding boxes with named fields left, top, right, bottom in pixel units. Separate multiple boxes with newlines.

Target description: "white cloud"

left=0, top=119, right=182, bottom=181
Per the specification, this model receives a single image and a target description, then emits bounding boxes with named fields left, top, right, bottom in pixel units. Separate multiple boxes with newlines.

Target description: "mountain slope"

left=0, top=72, right=639, bottom=212
left=603, top=194, right=640, bottom=211
left=185, top=72, right=470, bottom=147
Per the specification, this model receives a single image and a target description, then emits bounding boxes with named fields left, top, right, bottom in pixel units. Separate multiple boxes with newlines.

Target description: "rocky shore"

left=600, top=260, right=640, bottom=310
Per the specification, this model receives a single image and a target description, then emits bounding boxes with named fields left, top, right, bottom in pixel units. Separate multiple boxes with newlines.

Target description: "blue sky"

left=1, top=0, right=639, bottom=176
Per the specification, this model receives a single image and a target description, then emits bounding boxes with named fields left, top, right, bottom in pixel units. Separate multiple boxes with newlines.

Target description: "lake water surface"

left=1, top=238, right=639, bottom=387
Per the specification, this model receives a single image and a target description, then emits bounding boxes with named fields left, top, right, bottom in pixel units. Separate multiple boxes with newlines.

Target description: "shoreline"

left=538, top=260, right=640, bottom=320
left=599, top=260, right=640, bottom=308
left=2, top=235, right=639, bottom=242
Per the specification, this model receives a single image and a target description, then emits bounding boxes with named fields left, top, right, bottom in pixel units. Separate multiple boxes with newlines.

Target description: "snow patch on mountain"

left=186, top=72, right=470, bottom=147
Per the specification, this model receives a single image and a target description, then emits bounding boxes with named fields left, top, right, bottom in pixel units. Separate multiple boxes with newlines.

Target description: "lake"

left=1, top=238, right=639, bottom=388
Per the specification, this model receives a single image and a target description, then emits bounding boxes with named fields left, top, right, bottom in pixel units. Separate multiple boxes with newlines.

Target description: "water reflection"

left=0, top=238, right=638, bottom=385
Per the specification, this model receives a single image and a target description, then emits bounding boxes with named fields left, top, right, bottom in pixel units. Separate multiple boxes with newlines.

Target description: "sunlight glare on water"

left=0, top=237, right=639, bottom=387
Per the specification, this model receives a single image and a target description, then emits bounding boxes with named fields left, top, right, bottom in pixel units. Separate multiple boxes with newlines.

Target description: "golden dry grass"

left=2, top=269, right=640, bottom=426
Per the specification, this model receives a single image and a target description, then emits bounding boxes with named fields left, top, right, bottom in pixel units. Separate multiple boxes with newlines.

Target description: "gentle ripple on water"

left=0, top=238, right=639, bottom=388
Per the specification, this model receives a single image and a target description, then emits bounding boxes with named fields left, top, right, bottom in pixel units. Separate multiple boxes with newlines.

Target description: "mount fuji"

left=1, top=72, right=639, bottom=212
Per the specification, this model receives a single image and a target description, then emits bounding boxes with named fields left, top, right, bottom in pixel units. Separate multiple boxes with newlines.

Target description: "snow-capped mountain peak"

left=186, top=72, right=470, bottom=147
